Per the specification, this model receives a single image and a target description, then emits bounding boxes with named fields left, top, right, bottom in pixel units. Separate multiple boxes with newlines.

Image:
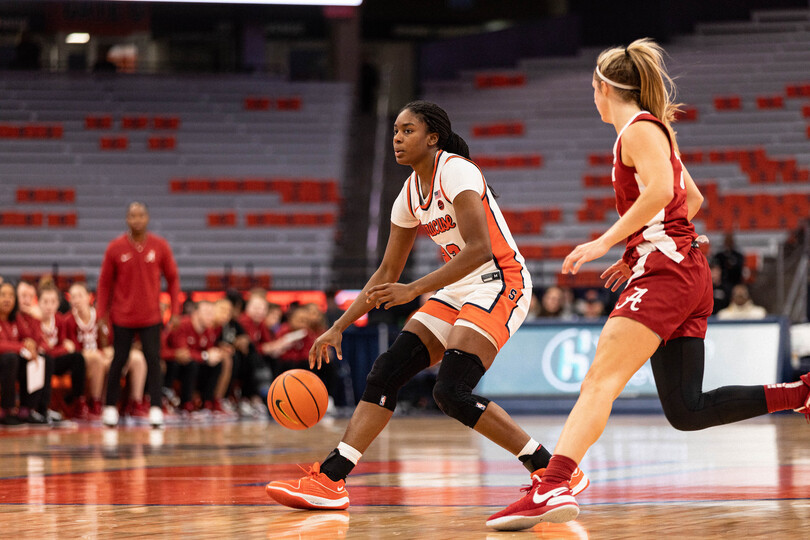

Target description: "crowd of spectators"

left=0, top=274, right=343, bottom=428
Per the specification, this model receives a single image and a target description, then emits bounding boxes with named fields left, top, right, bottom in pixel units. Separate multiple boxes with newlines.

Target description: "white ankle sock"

left=337, top=441, right=362, bottom=465
left=517, top=437, right=539, bottom=458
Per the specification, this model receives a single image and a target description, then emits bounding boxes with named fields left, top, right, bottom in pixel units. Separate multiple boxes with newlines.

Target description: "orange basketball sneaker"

left=265, top=462, right=350, bottom=510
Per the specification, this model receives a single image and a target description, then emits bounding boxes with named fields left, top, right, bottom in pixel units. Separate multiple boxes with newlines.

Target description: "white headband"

left=595, top=65, right=639, bottom=91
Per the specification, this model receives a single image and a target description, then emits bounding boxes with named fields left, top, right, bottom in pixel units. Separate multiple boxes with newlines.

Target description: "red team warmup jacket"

left=40, top=314, right=74, bottom=357
left=238, top=314, right=275, bottom=349
left=61, top=309, right=111, bottom=352
left=96, top=233, right=181, bottom=328
left=0, top=312, right=46, bottom=355
left=162, top=316, right=219, bottom=363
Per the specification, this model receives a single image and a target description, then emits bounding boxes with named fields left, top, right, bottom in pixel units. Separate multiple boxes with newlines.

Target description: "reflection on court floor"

left=0, top=415, right=807, bottom=538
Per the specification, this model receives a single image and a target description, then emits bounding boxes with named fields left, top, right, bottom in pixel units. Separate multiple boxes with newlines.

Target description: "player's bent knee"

left=432, top=349, right=490, bottom=428
left=361, top=331, right=430, bottom=412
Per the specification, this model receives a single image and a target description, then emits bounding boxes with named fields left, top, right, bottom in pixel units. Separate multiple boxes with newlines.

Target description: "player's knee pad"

left=432, top=349, right=490, bottom=428
left=361, top=331, right=430, bottom=412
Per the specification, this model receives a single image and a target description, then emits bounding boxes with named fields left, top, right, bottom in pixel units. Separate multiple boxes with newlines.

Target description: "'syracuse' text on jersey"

left=613, top=111, right=697, bottom=268
left=390, top=150, right=531, bottom=291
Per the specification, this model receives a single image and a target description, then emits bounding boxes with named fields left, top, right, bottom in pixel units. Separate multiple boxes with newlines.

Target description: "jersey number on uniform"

left=615, top=286, right=647, bottom=312
left=440, top=244, right=461, bottom=263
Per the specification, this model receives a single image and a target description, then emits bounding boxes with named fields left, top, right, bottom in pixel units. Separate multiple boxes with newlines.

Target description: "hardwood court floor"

left=0, top=413, right=807, bottom=539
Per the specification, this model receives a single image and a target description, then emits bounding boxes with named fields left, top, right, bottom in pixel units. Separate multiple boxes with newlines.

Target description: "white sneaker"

left=102, top=406, right=119, bottom=428
left=148, top=406, right=164, bottom=429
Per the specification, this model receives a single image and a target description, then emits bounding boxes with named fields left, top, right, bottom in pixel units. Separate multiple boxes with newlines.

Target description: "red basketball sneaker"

left=532, top=466, right=590, bottom=496
left=794, top=372, right=810, bottom=420
left=486, top=473, right=579, bottom=531
left=266, top=462, right=350, bottom=510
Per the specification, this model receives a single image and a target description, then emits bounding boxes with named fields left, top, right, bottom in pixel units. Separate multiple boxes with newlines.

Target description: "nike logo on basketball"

left=275, top=400, right=298, bottom=424
left=533, top=486, right=569, bottom=505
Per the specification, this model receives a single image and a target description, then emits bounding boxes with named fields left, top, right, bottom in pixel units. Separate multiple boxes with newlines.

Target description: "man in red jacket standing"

left=96, top=202, right=180, bottom=428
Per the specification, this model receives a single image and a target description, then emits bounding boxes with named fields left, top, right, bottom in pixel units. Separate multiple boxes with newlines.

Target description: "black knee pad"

left=432, top=349, right=490, bottom=428
left=361, top=331, right=430, bottom=412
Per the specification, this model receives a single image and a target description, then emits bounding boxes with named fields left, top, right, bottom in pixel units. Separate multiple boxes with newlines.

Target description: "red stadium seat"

left=474, top=73, right=526, bottom=89
left=755, top=96, right=784, bottom=109
left=713, top=96, right=742, bottom=111
left=122, top=116, right=149, bottom=129
left=153, top=116, right=180, bottom=130
left=674, top=106, right=699, bottom=121
left=99, top=136, right=128, bottom=150
left=207, top=212, right=237, bottom=227
left=16, top=188, right=75, bottom=203
left=85, top=115, right=113, bottom=129
left=472, top=122, right=525, bottom=137
left=0, top=212, right=43, bottom=227
left=276, top=97, right=302, bottom=110
left=47, top=213, right=77, bottom=227
left=679, top=150, right=704, bottom=164
left=147, top=136, right=176, bottom=150
left=587, top=153, right=613, bottom=166
left=244, top=97, right=271, bottom=110
left=786, top=83, right=810, bottom=98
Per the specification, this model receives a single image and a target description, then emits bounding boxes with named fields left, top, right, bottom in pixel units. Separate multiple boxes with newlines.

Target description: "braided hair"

left=400, top=100, right=470, bottom=158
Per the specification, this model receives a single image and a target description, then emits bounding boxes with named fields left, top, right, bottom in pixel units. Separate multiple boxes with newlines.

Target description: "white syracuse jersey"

left=390, top=150, right=531, bottom=292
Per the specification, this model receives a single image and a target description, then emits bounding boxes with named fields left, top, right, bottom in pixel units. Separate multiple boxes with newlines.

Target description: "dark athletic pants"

left=106, top=324, right=162, bottom=408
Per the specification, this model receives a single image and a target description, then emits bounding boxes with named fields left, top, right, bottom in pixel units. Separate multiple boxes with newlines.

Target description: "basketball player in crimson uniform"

left=162, top=301, right=226, bottom=416
left=96, top=202, right=180, bottom=428
left=37, top=284, right=88, bottom=419
left=0, top=282, right=53, bottom=424
left=489, top=38, right=810, bottom=530
left=266, top=101, right=588, bottom=511
left=64, top=282, right=148, bottom=421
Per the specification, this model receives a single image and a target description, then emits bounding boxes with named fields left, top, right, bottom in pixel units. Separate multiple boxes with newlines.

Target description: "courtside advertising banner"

left=479, top=319, right=784, bottom=398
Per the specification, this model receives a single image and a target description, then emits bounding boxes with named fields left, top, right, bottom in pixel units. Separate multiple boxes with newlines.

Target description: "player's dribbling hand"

left=309, top=326, right=342, bottom=370
left=562, top=238, right=610, bottom=275
left=366, top=282, right=416, bottom=310
left=601, top=259, right=632, bottom=291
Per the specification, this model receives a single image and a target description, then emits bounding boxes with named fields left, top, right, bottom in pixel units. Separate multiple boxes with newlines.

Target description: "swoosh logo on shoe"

left=274, top=400, right=298, bottom=425
left=533, top=486, right=569, bottom=505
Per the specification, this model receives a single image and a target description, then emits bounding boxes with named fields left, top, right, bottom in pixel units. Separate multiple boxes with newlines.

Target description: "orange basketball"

left=267, top=369, right=328, bottom=430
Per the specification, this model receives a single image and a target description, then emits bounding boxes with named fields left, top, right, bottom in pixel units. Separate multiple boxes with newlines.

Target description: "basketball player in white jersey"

left=266, top=101, right=588, bottom=510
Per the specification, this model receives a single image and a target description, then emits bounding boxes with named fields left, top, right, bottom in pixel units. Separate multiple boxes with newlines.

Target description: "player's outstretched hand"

left=601, top=259, right=632, bottom=291
left=309, top=326, right=342, bottom=370
left=366, top=282, right=416, bottom=310
left=562, top=238, right=610, bottom=275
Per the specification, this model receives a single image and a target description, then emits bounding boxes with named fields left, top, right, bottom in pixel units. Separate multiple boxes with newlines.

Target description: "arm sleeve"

left=161, top=240, right=182, bottom=317
left=96, top=244, right=115, bottom=321
left=390, top=180, right=420, bottom=229
left=441, top=158, right=486, bottom=203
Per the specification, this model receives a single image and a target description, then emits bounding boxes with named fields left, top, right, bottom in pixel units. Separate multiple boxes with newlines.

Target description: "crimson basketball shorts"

left=610, top=246, right=713, bottom=342
left=410, top=275, right=530, bottom=351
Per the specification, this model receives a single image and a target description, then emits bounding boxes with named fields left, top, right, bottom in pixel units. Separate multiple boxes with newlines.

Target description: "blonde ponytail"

left=595, top=37, right=682, bottom=126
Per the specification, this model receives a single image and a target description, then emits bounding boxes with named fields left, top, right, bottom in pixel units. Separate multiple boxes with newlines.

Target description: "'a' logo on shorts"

left=615, top=286, right=647, bottom=312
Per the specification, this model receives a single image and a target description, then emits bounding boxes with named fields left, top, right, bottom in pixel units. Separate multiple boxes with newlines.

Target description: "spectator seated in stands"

left=536, top=286, right=575, bottom=319
left=162, top=300, right=228, bottom=417
left=0, top=281, right=53, bottom=425
left=38, top=283, right=88, bottom=419
left=711, top=262, right=730, bottom=315
left=711, top=232, right=745, bottom=293
left=214, top=298, right=265, bottom=418
left=239, top=292, right=288, bottom=376
left=716, top=284, right=767, bottom=320
left=16, top=280, right=42, bottom=321
left=577, top=289, right=606, bottom=320
left=275, top=304, right=338, bottom=414
left=65, top=282, right=147, bottom=422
